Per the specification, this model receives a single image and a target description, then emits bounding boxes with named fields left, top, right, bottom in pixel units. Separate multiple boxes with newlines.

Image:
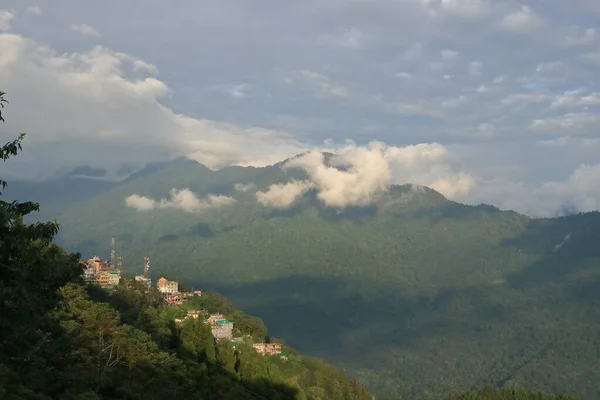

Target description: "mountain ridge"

left=6, top=152, right=600, bottom=399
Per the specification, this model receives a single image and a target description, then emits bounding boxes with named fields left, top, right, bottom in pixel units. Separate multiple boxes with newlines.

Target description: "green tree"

left=0, top=90, right=84, bottom=398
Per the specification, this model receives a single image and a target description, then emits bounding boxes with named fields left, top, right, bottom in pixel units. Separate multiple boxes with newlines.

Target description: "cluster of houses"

left=173, top=310, right=286, bottom=359
left=156, top=276, right=202, bottom=304
left=81, top=253, right=285, bottom=359
left=174, top=312, right=235, bottom=340
left=81, top=257, right=122, bottom=289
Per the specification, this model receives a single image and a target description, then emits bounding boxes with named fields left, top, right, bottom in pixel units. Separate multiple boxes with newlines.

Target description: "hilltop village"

left=79, top=235, right=285, bottom=359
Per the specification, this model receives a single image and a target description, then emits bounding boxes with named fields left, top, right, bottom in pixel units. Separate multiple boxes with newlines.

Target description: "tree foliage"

left=0, top=90, right=376, bottom=399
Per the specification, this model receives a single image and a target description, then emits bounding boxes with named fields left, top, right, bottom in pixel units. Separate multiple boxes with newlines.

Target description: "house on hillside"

left=211, top=319, right=234, bottom=340
left=253, top=343, right=282, bottom=356
left=157, top=277, right=180, bottom=302
left=96, top=269, right=121, bottom=289
left=207, top=314, right=225, bottom=324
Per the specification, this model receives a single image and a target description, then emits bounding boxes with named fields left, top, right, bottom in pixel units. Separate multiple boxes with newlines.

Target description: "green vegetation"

left=3, top=90, right=597, bottom=399
left=40, top=160, right=600, bottom=399
left=0, top=91, right=374, bottom=399
left=446, top=385, right=579, bottom=399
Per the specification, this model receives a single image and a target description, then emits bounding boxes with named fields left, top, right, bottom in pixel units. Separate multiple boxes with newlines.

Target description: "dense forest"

left=29, top=155, right=600, bottom=398
left=1, top=91, right=593, bottom=400
left=0, top=91, right=372, bottom=400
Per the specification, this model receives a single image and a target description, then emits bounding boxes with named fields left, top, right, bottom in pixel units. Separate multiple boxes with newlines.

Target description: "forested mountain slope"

left=15, top=156, right=596, bottom=399
left=3, top=90, right=590, bottom=400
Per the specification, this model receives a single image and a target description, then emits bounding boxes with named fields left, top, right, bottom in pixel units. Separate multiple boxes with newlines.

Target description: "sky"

left=0, top=0, right=599, bottom=217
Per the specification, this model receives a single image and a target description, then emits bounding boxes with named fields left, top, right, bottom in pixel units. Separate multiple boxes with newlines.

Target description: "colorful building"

left=211, top=319, right=234, bottom=340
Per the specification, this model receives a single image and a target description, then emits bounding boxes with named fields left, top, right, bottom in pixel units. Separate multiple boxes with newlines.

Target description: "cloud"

left=125, top=189, right=236, bottom=212
left=531, top=113, right=600, bottom=134
left=564, top=27, right=596, bottom=46
left=583, top=50, right=600, bottom=65
left=284, top=70, right=351, bottom=99
left=124, top=194, right=156, bottom=211
left=2, top=2, right=600, bottom=218
left=0, top=10, right=14, bottom=31
left=257, top=141, right=475, bottom=209
left=426, top=0, right=494, bottom=21
left=463, top=164, right=600, bottom=217
left=256, top=180, right=314, bottom=209
left=319, top=27, right=365, bottom=49
left=221, top=83, right=251, bottom=98
left=0, top=33, right=308, bottom=172
left=70, top=23, right=101, bottom=37
left=234, top=182, right=256, bottom=192
left=499, top=6, right=544, bottom=33
left=441, top=49, right=460, bottom=60
left=26, top=6, right=42, bottom=16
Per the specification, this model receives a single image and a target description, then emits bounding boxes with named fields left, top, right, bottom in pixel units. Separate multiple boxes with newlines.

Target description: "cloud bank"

left=256, top=141, right=475, bottom=209
left=125, top=189, right=236, bottom=213
left=1, top=0, right=599, bottom=218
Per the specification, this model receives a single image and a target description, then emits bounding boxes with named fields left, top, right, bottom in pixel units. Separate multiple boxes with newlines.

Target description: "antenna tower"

left=110, top=233, right=116, bottom=269
left=117, top=256, right=123, bottom=274
left=144, top=257, right=150, bottom=279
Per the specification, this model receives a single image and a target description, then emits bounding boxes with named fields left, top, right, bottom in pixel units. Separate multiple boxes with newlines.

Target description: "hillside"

left=8, top=156, right=600, bottom=399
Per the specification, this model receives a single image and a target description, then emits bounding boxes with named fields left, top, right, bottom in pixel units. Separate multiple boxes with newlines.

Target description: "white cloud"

left=2, top=2, right=600, bottom=219
left=441, top=49, right=460, bottom=60
left=125, top=189, right=236, bottom=212
left=565, top=27, right=596, bottom=46
left=582, top=50, right=600, bottom=65
left=257, top=141, right=475, bottom=209
left=124, top=194, right=156, bottom=211
left=531, top=113, right=600, bottom=134
left=431, top=0, right=494, bottom=21
left=0, top=33, right=308, bottom=170
left=225, top=83, right=250, bottom=98
left=499, top=6, right=544, bottom=33
left=70, top=23, right=101, bottom=37
left=468, top=61, right=482, bottom=75
left=256, top=180, right=314, bottom=209
left=234, top=182, right=256, bottom=192
left=550, top=91, right=600, bottom=109
left=285, top=70, right=351, bottom=99
left=395, top=72, right=413, bottom=79
left=320, top=27, right=364, bottom=49
left=26, top=6, right=42, bottom=16
left=464, top=164, right=600, bottom=217
left=0, top=10, right=15, bottom=31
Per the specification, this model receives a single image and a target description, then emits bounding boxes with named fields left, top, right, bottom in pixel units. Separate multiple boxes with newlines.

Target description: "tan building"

left=253, top=343, right=283, bottom=356
left=157, top=277, right=178, bottom=293
left=96, top=269, right=121, bottom=289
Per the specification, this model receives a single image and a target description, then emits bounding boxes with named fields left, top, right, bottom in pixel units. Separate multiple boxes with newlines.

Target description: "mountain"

left=9, top=156, right=600, bottom=399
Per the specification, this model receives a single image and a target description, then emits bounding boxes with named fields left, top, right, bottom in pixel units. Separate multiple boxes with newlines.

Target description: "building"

left=157, top=277, right=179, bottom=301
left=253, top=343, right=283, bottom=356
left=211, top=319, right=234, bottom=340
left=187, top=311, right=202, bottom=319
left=167, top=292, right=183, bottom=305
left=207, top=314, right=225, bottom=324
left=96, top=269, right=121, bottom=289
left=157, top=277, right=178, bottom=293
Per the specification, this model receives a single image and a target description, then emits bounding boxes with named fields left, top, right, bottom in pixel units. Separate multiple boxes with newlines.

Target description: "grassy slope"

left=30, top=160, right=600, bottom=399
